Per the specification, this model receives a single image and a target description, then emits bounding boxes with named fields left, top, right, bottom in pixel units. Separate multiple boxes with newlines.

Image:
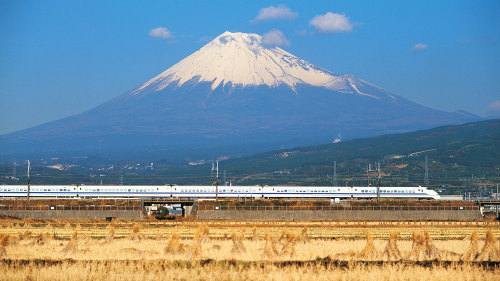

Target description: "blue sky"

left=1, top=0, right=499, bottom=134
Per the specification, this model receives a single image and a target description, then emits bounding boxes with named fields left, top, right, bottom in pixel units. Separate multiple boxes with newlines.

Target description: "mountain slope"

left=155, top=119, right=499, bottom=191
left=0, top=31, right=478, bottom=160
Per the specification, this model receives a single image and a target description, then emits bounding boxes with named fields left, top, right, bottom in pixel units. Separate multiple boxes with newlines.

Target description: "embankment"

left=0, top=210, right=141, bottom=219
left=196, top=209, right=482, bottom=221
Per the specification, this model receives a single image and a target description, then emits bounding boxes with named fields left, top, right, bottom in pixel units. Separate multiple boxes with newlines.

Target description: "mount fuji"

left=0, top=31, right=478, bottom=160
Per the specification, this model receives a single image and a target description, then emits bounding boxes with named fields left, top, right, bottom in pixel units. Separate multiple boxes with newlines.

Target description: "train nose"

left=429, top=190, right=440, bottom=200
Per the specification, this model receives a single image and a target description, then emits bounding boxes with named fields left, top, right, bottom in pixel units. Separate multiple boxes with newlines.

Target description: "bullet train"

left=0, top=185, right=440, bottom=200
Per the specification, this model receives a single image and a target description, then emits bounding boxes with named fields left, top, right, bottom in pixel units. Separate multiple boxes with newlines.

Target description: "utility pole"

left=333, top=161, right=338, bottom=186
left=496, top=184, right=499, bottom=219
left=367, top=164, right=370, bottom=186
left=424, top=156, right=429, bottom=185
left=215, top=160, right=219, bottom=201
left=377, top=162, right=381, bottom=201
left=223, top=170, right=227, bottom=186
left=211, top=162, right=215, bottom=186
left=27, top=160, right=31, bottom=200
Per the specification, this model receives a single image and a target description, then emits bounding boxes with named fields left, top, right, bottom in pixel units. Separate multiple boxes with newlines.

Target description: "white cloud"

left=487, top=100, right=500, bottom=116
left=309, top=12, right=353, bottom=33
left=262, top=29, right=290, bottom=47
left=253, top=5, right=298, bottom=22
left=148, top=27, right=174, bottom=39
left=412, top=43, right=428, bottom=51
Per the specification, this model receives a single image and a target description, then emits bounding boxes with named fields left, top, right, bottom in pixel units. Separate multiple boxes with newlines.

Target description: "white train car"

left=0, top=185, right=440, bottom=200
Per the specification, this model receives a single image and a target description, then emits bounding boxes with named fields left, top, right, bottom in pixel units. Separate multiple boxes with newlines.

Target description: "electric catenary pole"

left=27, top=160, right=31, bottom=200
left=215, top=160, right=219, bottom=201
left=424, top=156, right=429, bottom=185
left=332, top=161, right=338, bottom=186
left=377, top=162, right=381, bottom=201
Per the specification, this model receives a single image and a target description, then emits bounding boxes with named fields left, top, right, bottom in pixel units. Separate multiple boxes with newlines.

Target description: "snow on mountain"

left=134, top=31, right=380, bottom=99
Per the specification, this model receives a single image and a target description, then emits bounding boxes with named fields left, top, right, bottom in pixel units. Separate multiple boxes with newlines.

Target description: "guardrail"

left=0, top=205, right=139, bottom=211
left=197, top=205, right=480, bottom=211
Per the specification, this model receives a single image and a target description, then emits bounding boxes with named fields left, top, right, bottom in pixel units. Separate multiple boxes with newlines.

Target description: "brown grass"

left=0, top=219, right=499, bottom=280
left=461, top=231, right=479, bottom=261
left=477, top=229, right=499, bottom=261
left=251, top=227, right=257, bottom=241
left=0, top=234, right=10, bottom=258
left=194, top=224, right=209, bottom=243
left=279, top=231, right=298, bottom=257
left=230, top=231, right=246, bottom=254
left=424, top=231, right=443, bottom=260
left=407, top=232, right=426, bottom=261
left=382, top=232, right=402, bottom=260
left=0, top=260, right=497, bottom=281
left=262, top=231, right=299, bottom=258
left=300, top=226, right=309, bottom=243
left=164, top=233, right=185, bottom=255
left=358, top=231, right=379, bottom=260
left=263, top=233, right=276, bottom=258
left=61, top=231, right=78, bottom=254
left=19, top=230, right=32, bottom=240
left=27, top=233, right=49, bottom=246
left=106, top=225, right=115, bottom=242
left=128, top=224, right=143, bottom=240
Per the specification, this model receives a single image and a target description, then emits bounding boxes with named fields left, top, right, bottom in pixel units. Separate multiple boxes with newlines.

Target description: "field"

left=0, top=219, right=499, bottom=280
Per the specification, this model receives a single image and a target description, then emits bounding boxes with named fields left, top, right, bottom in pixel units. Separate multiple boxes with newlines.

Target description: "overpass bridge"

left=141, top=198, right=197, bottom=217
left=475, top=200, right=500, bottom=206
left=475, top=200, right=500, bottom=219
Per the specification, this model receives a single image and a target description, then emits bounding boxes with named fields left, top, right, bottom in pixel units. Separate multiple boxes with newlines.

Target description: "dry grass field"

left=0, top=219, right=499, bottom=280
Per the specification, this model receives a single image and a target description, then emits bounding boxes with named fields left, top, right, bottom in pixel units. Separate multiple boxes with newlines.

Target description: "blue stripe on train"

left=1, top=191, right=428, bottom=196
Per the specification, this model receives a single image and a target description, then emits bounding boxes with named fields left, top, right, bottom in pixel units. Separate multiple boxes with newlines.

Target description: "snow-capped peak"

left=134, top=31, right=377, bottom=97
